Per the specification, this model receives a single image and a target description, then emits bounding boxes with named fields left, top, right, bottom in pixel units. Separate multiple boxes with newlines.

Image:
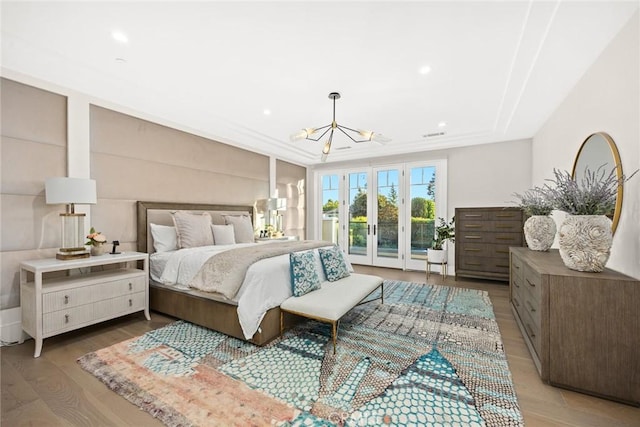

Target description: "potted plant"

left=512, top=187, right=556, bottom=251
left=86, top=227, right=107, bottom=256
left=427, top=217, right=455, bottom=264
left=543, top=166, right=637, bottom=271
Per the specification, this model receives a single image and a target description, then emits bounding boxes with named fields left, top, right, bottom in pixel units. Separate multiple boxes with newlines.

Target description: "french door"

left=317, top=160, right=446, bottom=270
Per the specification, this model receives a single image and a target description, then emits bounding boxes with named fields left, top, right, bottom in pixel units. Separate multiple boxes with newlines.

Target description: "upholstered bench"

left=280, top=273, right=384, bottom=353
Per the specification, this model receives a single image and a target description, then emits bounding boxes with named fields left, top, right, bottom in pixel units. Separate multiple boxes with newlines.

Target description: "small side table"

left=426, top=256, right=447, bottom=283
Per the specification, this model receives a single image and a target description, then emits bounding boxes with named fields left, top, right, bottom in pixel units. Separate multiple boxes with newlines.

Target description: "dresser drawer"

left=459, top=257, right=511, bottom=274
left=458, top=232, right=523, bottom=245
left=457, top=210, right=490, bottom=221
left=517, top=303, right=541, bottom=356
left=489, top=210, right=522, bottom=221
left=511, top=253, right=524, bottom=280
left=523, top=264, right=542, bottom=302
left=460, top=243, right=513, bottom=258
left=459, top=220, right=522, bottom=233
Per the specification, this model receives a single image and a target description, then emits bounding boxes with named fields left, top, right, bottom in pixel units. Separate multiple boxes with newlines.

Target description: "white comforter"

left=150, top=242, right=335, bottom=340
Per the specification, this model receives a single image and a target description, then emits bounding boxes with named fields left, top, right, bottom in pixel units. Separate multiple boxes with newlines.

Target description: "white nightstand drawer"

left=43, top=304, right=96, bottom=335
left=42, top=274, right=146, bottom=313
left=93, top=275, right=146, bottom=301
left=94, top=292, right=146, bottom=319
left=43, top=286, right=92, bottom=312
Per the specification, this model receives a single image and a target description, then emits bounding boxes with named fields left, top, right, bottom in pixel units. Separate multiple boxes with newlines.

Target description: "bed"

left=136, top=201, right=320, bottom=346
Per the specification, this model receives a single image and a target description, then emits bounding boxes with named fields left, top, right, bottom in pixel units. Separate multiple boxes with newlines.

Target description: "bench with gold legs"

left=279, top=273, right=384, bottom=353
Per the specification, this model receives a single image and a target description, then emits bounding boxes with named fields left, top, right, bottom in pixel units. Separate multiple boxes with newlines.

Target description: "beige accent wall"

left=1, top=78, right=67, bottom=309
left=89, top=105, right=271, bottom=251
left=532, top=11, right=639, bottom=279
left=276, top=159, right=306, bottom=239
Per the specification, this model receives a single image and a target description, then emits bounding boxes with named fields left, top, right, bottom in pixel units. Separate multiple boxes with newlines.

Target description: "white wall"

left=533, top=11, right=639, bottom=279
left=311, top=139, right=531, bottom=222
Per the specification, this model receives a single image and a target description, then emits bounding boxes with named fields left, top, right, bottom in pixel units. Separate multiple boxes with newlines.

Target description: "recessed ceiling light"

left=115, top=57, right=127, bottom=63
left=263, top=109, right=271, bottom=116
left=438, top=121, right=447, bottom=128
left=111, top=30, right=128, bottom=44
left=419, top=65, right=431, bottom=75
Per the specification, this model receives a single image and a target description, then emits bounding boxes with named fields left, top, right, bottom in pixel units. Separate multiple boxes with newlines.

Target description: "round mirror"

left=571, top=132, right=623, bottom=233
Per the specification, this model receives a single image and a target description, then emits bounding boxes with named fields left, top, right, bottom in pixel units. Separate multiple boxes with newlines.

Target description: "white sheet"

left=149, top=242, right=347, bottom=340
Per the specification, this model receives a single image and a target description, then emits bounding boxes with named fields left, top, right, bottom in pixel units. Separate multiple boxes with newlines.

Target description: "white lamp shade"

left=45, top=177, right=97, bottom=205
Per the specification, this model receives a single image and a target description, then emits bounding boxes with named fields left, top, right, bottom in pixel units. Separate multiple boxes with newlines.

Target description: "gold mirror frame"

left=571, top=132, right=624, bottom=234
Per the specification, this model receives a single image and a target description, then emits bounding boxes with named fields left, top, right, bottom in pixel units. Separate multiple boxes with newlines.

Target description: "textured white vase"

left=523, top=215, right=556, bottom=251
left=558, top=215, right=612, bottom=272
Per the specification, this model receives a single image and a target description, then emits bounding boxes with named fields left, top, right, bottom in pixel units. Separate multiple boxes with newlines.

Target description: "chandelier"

left=290, top=92, right=390, bottom=162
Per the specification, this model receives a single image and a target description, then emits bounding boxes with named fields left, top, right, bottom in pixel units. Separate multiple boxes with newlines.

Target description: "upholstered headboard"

left=136, top=201, right=254, bottom=253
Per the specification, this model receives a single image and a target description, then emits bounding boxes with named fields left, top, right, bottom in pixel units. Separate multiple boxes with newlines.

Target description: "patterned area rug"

left=78, top=280, right=523, bottom=426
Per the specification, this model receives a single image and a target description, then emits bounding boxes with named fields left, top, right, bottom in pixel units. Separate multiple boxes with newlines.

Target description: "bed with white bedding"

left=137, top=201, right=336, bottom=345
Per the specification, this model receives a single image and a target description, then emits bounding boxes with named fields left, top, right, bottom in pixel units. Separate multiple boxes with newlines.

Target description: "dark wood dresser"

left=455, top=207, right=524, bottom=281
left=510, top=247, right=639, bottom=406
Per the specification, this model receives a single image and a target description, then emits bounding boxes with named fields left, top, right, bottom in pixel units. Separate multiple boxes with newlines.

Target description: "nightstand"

left=19, top=251, right=150, bottom=357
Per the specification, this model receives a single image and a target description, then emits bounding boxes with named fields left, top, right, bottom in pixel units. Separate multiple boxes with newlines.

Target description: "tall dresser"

left=510, top=247, right=639, bottom=406
left=455, top=207, right=524, bottom=281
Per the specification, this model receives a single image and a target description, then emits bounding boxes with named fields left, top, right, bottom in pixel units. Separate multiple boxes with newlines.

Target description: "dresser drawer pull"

left=65, top=314, right=69, bottom=324
left=525, top=323, right=536, bottom=338
left=465, top=235, right=482, bottom=239
left=496, top=236, right=515, bottom=241
left=464, top=214, right=482, bottom=217
left=496, top=264, right=509, bottom=268
left=129, top=299, right=133, bottom=307
left=464, top=248, right=481, bottom=252
left=526, top=278, right=536, bottom=288
left=129, top=282, right=133, bottom=291
left=495, top=224, right=515, bottom=229
left=525, top=300, right=536, bottom=313
left=496, top=250, right=509, bottom=254
left=464, top=224, right=482, bottom=228
left=467, top=262, right=482, bottom=266
left=496, top=213, right=516, bottom=218
left=64, top=295, right=69, bottom=304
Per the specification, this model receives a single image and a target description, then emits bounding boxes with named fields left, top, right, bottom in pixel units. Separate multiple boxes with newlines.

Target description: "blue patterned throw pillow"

left=318, top=245, right=351, bottom=282
left=290, top=250, right=321, bottom=297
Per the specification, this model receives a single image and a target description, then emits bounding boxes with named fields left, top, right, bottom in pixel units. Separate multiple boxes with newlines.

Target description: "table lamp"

left=45, top=177, right=97, bottom=260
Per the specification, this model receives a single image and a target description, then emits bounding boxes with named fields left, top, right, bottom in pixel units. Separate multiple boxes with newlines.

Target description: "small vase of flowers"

left=86, top=227, right=107, bottom=256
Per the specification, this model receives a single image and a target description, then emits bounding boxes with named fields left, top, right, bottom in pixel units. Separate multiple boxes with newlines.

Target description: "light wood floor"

left=2, top=267, right=639, bottom=426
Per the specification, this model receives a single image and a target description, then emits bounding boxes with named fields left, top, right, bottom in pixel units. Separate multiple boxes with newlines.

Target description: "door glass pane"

left=321, top=174, right=340, bottom=244
left=377, top=169, right=399, bottom=258
left=410, top=166, right=436, bottom=260
left=348, top=172, right=368, bottom=256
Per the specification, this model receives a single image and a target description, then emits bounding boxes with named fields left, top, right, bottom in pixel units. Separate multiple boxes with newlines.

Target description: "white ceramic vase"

left=91, top=243, right=106, bottom=256
left=558, top=215, right=612, bottom=272
left=523, top=215, right=556, bottom=251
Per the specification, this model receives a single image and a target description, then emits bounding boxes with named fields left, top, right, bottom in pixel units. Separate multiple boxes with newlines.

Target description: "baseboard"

left=0, top=307, right=28, bottom=345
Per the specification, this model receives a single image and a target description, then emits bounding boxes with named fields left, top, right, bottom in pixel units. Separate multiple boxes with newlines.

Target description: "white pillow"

left=150, top=223, right=178, bottom=253
left=223, top=215, right=255, bottom=243
left=171, top=211, right=214, bottom=248
left=212, top=224, right=236, bottom=245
